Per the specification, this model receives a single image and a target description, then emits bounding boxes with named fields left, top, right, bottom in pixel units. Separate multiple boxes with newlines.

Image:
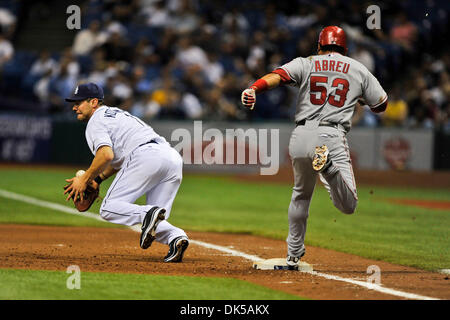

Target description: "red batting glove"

left=241, top=88, right=256, bottom=110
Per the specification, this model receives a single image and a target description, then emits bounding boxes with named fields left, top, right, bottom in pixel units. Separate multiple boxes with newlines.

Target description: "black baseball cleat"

left=140, top=207, right=166, bottom=249
left=164, top=236, right=189, bottom=263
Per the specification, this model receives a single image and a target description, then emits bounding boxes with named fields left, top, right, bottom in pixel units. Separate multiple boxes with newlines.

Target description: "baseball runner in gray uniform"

left=241, top=26, right=388, bottom=267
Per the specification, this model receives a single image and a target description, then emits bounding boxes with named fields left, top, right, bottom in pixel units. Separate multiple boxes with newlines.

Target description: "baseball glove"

left=64, top=183, right=100, bottom=212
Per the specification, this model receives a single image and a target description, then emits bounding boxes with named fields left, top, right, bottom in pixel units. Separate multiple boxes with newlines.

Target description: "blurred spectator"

left=33, top=69, right=53, bottom=106
left=422, top=94, right=441, bottom=129
left=204, top=51, right=224, bottom=86
left=351, top=44, right=375, bottom=73
left=130, top=92, right=161, bottom=119
left=429, top=72, right=450, bottom=108
left=55, top=48, right=80, bottom=78
left=204, top=87, right=245, bottom=121
left=169, top=0, right=200, bottom=34
left=100, top=30, right=132, bottom=62
left=47, top=61, right=78, bottom=113
left=72, top=20, right=105, bottom=56
left=352, top=102, right=379, bottom=128
left=151, top=74, right=184, bottom=119
left=410, top=92, right=440, bottom=129
left=85, top=61, right=108, bottom=88
left=294, top=27, right=317, bottom=57
left=22, top=50, right=57, bottom=95
left=30, top=50, right=57, bottom=77
left=0, top=31, right=13, bottom=69
left=106, top=72, right=133, bottom=106
left=180, top=92, right=203, bottom=119
left=286, top=4, right=318, bottom=31
left=175, top=35, right=208, bottom=72
left=440, top=102, right=450, bottom=133
left=0, top=0, right=447, bottom=128
left=222, top=8, right=250, bottom=33
left=389, top=12, right=418, bottom=52
left=105, top=0, right=139, bottom=24
left=141, top=0, right=171, bottom=28
left=132, top=38, right=158, bottom=65
left=0, top=7, right=16, bottom=37
left=83, top=47, right=111, bottom=87
left=131, top=65, right=152, bottom=94
left=382, top=87, right=408, bottom=127
left=246, top=31, right=267, bottom=72
left=103, top=19, right=127, bottom=37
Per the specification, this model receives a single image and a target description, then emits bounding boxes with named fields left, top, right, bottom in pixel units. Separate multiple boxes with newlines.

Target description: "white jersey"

left=279, top=53, right=387, bottom=130
left=85, top=106, right=167, bottom=169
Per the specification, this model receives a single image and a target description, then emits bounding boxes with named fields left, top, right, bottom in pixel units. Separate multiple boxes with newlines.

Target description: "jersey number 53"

left=310, top=76, right=349, bottom=108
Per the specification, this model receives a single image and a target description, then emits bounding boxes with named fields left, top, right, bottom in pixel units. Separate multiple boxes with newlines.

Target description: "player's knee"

left=341, top=200, right=357, bottom=215
left=99, top=208, right=110, bottom=220
left=99, top=204, right=113, bottom=221
left=288, top=208, right=308, bottom=221
left=288, top=199, right=310, bottom=221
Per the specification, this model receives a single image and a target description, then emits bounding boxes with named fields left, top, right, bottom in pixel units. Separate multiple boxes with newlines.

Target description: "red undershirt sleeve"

left=271, top=68, right=294, bottom=84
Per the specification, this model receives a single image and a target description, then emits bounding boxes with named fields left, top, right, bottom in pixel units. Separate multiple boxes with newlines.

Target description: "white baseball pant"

left=99, top=141, right=187, bottom=245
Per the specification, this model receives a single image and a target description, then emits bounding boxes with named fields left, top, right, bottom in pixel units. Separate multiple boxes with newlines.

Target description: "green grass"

left=0, top=196, right=119, bottom=228
left=0, top=269, right=302, bottom=300
left=0, top=169, right=120, bottom=228
left=0, top=168, right=449, bottom=271
left=302, top=186, right=450, bottom=269
left=174, top=175, right=450, bottom=270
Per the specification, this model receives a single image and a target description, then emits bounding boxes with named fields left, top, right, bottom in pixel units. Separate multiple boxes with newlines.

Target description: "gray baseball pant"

left=287, top=120, right=358, bottom=258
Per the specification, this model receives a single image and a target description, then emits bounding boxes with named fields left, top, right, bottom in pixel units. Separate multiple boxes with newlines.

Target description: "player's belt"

left=138, top=139, right=158, bottom=148
left=295, top=119, right=339, bottom=129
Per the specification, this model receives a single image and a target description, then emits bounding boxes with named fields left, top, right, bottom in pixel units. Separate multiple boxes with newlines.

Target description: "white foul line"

left=0, top=189, right=102, bottom=221
left=187, top=240, right=439, bottom=300
left=0, top=188, right=440, bottom=300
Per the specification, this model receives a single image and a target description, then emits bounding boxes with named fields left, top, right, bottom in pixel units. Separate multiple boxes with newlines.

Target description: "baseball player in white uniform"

left=241, top=26, right=388, bottom=267
left=63, top=82, right=189, bottom=262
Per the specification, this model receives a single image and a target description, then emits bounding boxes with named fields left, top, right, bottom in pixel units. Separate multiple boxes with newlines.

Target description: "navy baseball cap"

left=65, top=83, right=104, bottom=102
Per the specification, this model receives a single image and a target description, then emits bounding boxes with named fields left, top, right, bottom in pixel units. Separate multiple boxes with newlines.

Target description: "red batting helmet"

left=318, top=26, right=347, bottom=53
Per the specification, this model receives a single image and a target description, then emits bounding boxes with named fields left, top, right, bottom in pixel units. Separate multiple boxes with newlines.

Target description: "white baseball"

left=76, top=170, right=86, bottom=177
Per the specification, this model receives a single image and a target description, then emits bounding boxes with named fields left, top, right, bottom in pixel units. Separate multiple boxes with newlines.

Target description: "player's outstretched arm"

left=92, top=164, right=120, bottom=187
left=241, top=73, right=282, bottom=110
left=83, top=145, right=114, bottom=183
left=99, top=165, right=120, bottom=180
left=64, top=146, right=114, bottom=201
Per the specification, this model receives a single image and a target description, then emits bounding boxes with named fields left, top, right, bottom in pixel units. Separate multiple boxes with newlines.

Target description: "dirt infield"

left=1, top=224, right=448, bottom=300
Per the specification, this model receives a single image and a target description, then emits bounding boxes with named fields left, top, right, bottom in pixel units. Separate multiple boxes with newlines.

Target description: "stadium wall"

left=0, top=114, right=443, bottom=172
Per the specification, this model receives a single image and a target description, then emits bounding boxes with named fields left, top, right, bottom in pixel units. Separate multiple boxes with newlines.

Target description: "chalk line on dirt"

left=0, top=188, right=440, bottom=300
